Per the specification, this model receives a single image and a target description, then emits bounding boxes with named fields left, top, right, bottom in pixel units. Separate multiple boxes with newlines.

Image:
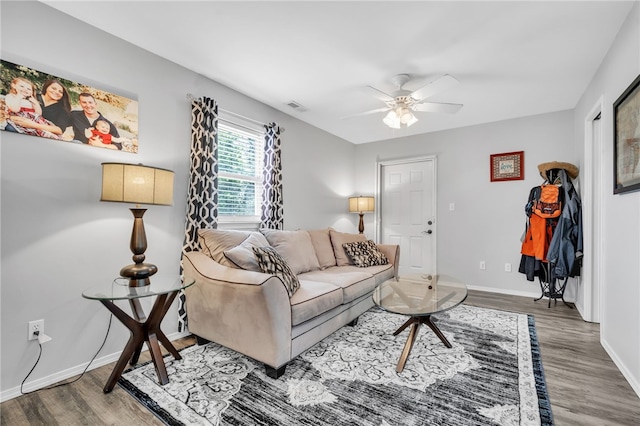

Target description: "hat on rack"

left=538, top=161, right=579, bottom=179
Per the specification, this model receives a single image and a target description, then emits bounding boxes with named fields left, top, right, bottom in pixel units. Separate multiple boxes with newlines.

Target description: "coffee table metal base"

left=393, top=315, right=451, bottom=373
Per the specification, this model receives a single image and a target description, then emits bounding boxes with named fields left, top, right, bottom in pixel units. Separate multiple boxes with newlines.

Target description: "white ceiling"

left=42, top=1, right=635, bottom=144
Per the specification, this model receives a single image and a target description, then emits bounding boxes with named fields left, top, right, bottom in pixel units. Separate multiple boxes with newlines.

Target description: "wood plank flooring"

left=1, top=290, right=639, bottom=425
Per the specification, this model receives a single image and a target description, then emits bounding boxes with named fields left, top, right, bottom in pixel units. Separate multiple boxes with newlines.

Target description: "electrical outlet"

left=505, top=263, right=512, bottom=272
left=28, top=319, right=44, bottom=341
left=479, top=261, right=486, bottom=270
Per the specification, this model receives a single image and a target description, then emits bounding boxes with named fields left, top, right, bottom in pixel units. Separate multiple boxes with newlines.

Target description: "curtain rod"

left=186, top=93, right=285, bottom=132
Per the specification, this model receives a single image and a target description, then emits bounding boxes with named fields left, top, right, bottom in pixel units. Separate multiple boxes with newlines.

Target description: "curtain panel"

left=260, top=122, right=284, bottom=230
left=178, top=96, right=219, bottom=331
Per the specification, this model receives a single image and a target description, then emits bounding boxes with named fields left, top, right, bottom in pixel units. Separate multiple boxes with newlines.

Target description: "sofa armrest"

left=376, top=244, right=400, bottom=278
left=182, top=251, right=293, bottom=369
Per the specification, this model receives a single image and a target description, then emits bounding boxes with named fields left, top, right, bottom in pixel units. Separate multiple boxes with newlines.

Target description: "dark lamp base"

left=120, top=263, right=158, bottom=287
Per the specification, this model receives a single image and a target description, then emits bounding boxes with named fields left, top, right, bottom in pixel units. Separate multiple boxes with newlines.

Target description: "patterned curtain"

left=178, top=96, right=219, bottom=332
left=260, top=122, right=284, bottom=230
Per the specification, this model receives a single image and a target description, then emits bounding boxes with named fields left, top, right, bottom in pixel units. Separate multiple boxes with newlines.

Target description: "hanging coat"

left=547, top=170, right=583, bottom=278
left=519, top=186, right=560, bottom=281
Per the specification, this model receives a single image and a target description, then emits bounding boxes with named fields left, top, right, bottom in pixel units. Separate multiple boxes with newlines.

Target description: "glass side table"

left=82, top=276, right=194, bottom=393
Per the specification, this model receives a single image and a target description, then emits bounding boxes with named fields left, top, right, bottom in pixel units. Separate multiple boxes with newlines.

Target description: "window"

left=217, top=121, right=264, bottom=224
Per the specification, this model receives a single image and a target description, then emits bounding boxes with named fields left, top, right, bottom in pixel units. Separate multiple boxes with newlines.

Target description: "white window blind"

left=218, top=122, right=264, bottom=219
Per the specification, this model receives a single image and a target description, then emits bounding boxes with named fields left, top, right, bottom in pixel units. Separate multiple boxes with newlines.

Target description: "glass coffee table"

left=372, top=274, right=468, bottom=372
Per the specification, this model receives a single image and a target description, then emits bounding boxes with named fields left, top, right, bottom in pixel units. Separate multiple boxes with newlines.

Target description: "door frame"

left=581, top=97, right=604, bottom=323
left=376, top=155, right=438, bottom=275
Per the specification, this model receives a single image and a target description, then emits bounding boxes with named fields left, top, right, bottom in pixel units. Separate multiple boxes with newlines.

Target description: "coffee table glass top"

left=82, top=276, right=195, bottom=301
left=372, top=273, right=468, bottom=316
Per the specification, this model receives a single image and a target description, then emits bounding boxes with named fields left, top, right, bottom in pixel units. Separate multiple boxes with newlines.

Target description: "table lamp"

left=348, top=196, right=375, bottom=234
left=101, top=162, right=174, bottom=287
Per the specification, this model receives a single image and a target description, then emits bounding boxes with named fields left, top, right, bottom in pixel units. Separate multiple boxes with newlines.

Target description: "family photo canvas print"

left=614, top=73, right=640, bottom=194
left=0, top=59, right=139, bottom=153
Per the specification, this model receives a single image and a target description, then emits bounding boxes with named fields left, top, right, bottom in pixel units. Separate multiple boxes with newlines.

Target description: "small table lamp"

left=101, top=163, right=174, bottom=287
left=349, top=196, right=375, bottom=234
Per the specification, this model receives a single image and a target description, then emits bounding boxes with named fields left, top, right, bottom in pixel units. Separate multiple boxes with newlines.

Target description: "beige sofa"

left=182, top=228, right=399, bottom=378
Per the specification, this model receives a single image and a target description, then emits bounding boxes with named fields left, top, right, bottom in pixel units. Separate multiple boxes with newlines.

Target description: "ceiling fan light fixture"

left=405, top=112, right=418, bottom=127
left=383, top=110, right=401, bottom=129
left=399, top=108, right=415, bottom=125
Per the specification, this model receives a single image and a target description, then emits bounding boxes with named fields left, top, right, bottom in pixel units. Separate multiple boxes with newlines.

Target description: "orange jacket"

left=521, top=213, right=554, bottom=261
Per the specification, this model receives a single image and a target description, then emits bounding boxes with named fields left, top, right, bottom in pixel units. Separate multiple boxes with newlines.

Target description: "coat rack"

left=519, top=161, right=583, bottom=308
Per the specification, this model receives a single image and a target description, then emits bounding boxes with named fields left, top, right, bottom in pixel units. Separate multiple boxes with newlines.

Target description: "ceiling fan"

left=348, top=74, right=463, bottom=129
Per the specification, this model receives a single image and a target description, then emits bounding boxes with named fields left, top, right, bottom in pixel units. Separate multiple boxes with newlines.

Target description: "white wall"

left=573, top=2, right=640, bottom=397
left=355, top=110, right=575, bottom=296
left=0, top=1, right=356, bottom=400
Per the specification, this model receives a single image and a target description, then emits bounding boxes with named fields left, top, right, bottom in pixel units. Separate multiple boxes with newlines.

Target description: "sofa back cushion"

left=261, top=229, right=321, bottom=274
left=198, top=229, right=251, bottom=268
left=307, top=228, right=337, bottom=269
left=329, top=230, right=367, bottom=266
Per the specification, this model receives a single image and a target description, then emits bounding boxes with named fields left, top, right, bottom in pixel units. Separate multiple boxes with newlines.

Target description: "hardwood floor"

left=1, top=290, right=639, bottom=425
left=465, top=291, right=640, bottom=426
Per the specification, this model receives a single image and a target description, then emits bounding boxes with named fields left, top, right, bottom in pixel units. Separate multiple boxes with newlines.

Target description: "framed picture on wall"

left=0, top=59, right=139, bottom=153
left=490, top=151, right=524, bottom=182
left=613, top=73, right=640, bottom=194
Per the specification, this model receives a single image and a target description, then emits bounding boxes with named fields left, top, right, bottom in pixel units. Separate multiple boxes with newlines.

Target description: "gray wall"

left=354, top=110, right=575, bottom=296
left=573, top=3, right=640, bottom=397
left=0, top=1, right=356, bottom=399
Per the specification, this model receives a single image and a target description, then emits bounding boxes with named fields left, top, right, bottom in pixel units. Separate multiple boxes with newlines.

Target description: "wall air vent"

left=285, top=100, right=308, bottom=112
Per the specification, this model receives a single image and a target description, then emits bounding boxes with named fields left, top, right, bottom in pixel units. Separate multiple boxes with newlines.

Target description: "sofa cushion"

left=337, top=264, right=395, bottom=285
left=198, top=229, right=251, bottom=268
left=290, top=280, right=343, bottom=326
left=329, top=230, right=367, bottom=266
left=307, top=228, right=336, bottom=269
left=298, top=268, right=377, bottom=304
left=223, top=232, right=270, bottom=271
left=252, top=247, right=300, bottom=297
left=260, top=229, right=321, bottom=274
left=342, top=240, right=389, bottom=267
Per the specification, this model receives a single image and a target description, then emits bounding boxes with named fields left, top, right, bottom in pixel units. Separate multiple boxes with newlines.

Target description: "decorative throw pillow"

left=342, top=240, right=389, bottom=267
left=198, top=229, right=251, bottom=267
left=224, top=232, right=271, bottom=271
left=260, top=229, right=321, bottom=274
left=252, top=246, right=300, bottom=297
left=329, top=229, right=367, bottom=266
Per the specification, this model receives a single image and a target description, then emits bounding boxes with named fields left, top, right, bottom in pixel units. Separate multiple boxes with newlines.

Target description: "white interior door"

left=378, top=157, right=437, bottom=277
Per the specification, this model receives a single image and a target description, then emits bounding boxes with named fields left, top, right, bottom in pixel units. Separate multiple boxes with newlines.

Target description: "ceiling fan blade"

left=366, top=85, right=395, bottom=101
left=412, top=102, right=463, bottom=114
left=341, top=106, right=391, bottom=120
left=409, top=74, right=459, bottom=101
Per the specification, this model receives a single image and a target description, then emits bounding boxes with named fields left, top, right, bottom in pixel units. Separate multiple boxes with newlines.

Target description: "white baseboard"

left=0, top=330, right=191, bottom=403
left=601, top=336, right=640, bottom=400
left=466, top=284, right=576, bottom=302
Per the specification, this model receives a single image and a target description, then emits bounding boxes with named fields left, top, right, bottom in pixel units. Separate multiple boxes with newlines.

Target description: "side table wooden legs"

left=99, top=290, right=182, bottom=393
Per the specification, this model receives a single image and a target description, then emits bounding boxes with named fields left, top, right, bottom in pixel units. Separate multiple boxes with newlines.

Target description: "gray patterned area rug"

left=119, top=305, right=553, bottom=426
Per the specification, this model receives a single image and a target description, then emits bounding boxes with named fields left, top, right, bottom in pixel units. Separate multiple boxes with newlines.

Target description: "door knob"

left=422, top=230, right=433, bottom=235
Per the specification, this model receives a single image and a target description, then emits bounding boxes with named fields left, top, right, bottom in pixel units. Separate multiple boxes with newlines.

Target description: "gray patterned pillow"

left=342, top=240, right=389, bottom=267
left=252, top=246, right=300, bottom=297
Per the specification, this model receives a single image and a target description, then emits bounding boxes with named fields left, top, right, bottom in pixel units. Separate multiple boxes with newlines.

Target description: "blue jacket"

left=547, top=170, right=583, bottom=278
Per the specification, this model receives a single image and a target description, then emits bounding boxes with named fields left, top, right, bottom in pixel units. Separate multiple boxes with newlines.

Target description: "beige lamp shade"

left=349, top=196, right=375, bottom=213
left=101, top=163, right=174, bottom=206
